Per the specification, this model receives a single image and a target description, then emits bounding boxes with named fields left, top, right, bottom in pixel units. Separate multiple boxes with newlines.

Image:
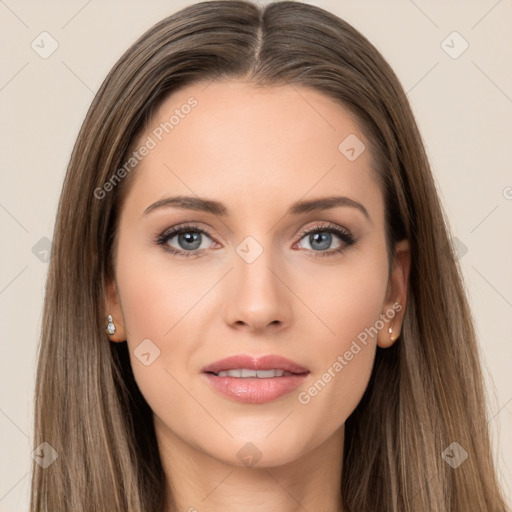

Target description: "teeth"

left=216, top=369, right=289, bottom=378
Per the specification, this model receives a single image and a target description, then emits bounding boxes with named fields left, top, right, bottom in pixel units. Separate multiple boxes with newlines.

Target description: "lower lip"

left=202, top=373, right=308, bottom=404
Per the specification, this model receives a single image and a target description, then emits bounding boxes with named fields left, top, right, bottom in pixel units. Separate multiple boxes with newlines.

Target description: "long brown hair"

left=30, top=1, right=509, bottom=510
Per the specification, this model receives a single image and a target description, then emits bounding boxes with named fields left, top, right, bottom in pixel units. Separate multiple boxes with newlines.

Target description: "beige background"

left=1, top=0, right=511, bottom=510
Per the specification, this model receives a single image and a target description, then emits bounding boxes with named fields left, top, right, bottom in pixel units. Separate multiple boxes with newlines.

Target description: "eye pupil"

left=179, top=231, right=201, bottom=250
left=310, top=232, right=332, bottom=250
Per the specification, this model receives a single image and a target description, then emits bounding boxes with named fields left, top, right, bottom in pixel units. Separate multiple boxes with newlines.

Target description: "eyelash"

left=154, top=222, right=356, bottom=259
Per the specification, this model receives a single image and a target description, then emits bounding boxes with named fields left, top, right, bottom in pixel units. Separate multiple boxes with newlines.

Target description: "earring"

left=105, top=314, right=116, bottom=335
left=388, top=323, right=394, bottom=341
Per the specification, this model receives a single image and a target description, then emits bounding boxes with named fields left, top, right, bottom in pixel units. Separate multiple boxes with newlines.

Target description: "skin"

left=106, top=79, right=410, bottom=512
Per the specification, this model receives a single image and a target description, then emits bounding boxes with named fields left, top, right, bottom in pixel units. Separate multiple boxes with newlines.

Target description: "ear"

left=104, top=277, right=127, bottom=342
left=377, top=239, right=411, bottom=348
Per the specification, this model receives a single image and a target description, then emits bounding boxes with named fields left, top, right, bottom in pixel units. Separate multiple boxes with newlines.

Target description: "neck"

left=155, top=416, right=345, bottom=512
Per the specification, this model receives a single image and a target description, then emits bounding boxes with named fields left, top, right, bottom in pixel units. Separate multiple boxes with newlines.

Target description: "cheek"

left=114, top=255, right=209, bottom=442
left=116, top=261, right=174, bottom=341
left=113, top=237, right=231, bottom=421
left=115, top=231, right=209, bottom=342
left=113, top=240, right=194, bottom=394
left=292, top=245, right=388, bottom=433
left=295, top=243, right=389, bottom=348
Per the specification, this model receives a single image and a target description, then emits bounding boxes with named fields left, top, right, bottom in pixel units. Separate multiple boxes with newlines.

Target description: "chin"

left=200, top=427, right=317, bottom=469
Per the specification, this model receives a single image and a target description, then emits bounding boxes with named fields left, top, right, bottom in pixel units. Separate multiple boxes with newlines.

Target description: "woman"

left=30, top=1, right=510, bottom=511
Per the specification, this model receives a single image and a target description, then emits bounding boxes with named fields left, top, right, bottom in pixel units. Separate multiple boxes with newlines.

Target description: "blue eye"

left=295, top=224, right=356, bottom=257
left=155, top=224, right=215, bottom=258
left=155, top=222, right=356, bottom=258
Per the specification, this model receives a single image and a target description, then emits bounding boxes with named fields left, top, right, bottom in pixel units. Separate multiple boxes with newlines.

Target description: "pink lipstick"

left=201, top=354, right=309, bottom=404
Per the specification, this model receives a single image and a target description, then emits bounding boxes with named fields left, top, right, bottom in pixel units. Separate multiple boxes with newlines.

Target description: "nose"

left=223, top=242, right=293, bottom=333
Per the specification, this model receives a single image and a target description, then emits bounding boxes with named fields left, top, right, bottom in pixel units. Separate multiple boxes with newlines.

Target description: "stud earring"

left=105, top=314, right=116, bottom=335
left=388, top=323, right=394, bottom=341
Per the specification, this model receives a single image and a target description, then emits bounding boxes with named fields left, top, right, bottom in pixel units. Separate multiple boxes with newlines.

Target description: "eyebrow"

left=143, top=195, right=371, bottom=223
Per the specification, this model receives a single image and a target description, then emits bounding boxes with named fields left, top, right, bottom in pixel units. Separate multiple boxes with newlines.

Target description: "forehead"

left=122, top=79, right=383, bottom=225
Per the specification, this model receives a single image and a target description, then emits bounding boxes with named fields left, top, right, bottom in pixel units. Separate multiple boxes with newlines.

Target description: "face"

left=106, top=79, right=409, bottom=468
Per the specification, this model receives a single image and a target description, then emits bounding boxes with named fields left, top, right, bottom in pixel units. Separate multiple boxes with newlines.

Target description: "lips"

left=201, top=354, right=309, bottom=375
left=201, top=354, right=309, bottom=404
left=216, top=369, right=294, bottom=378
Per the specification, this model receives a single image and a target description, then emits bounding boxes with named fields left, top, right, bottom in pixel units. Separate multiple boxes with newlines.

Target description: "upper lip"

left=201, top=354, right=309, bottom=375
